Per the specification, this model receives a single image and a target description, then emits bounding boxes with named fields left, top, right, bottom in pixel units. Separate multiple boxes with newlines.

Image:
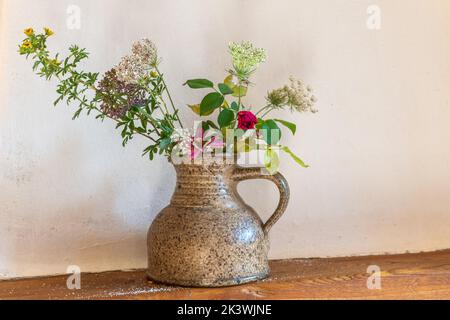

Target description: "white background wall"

left=1, top=0, right=449, bottom=279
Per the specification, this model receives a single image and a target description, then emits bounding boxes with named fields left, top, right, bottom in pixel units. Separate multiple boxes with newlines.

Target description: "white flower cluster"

left=116, top=39, right=158, bottom=85
left=170, top=129, right=193, bottom=156
left=267, top=77, right=318, bottom=113
left=229, top=41, right=267, bottom=80
left=285, top=77, right=318, bottom=113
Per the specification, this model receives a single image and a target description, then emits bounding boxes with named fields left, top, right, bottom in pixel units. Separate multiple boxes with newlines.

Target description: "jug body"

left=147, top=160, right=289, bottom=287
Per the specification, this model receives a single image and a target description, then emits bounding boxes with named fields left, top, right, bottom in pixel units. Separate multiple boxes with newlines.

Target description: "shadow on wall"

left=0, top=133, right=171, bottom=278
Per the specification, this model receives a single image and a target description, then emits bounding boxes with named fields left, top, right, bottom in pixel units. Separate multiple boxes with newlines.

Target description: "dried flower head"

left=116, top=39, right=159, bottom=85
left=132, top=39, right=158, bottom=66
left=267, top=77, right=318, bottom=113
left=98, top=69, right=146, bottom=118
left=116, top=55, right=147, bottom=85
left=229, top=41, right=267, bottom=80
left=267, top=88, right=289, bottom=107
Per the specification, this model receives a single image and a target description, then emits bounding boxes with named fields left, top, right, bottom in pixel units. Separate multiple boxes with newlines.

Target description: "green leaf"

left=140, top=118, right=148, bottom=130
left=261, top=120, right=281, bottom=145
left=224, top=75, right=236, bottom=88
left=72, top=108, right=83, bottom=120
left=255, top=118, right=265, bottom=130
left=188, top=104, right=214, bottom=116
left=232, top=86, right=248, bottom=98
left=218, top=109, right=235, bottom=128
left=206, top=120, right=219, bottom=130
left=231, top=101, right=239, bottom=112
left=53, top=95, right=64, bottom=106
left=200, top=92, right=224, bottom=116
left=184, top=79, right=214, bottom=89
left=159, top=137, right=172, bottom=152
left=142, top=146, right=152, bottom=156
left=222, top=100, right=230, bottom=109
left=274, top=119, right=297, bottom=135
left=282, top=146, right=309, bottom=168
left=187, top=104, right=200, bottom=114
left=202, top=120, right=220, bottom=132
left=201, top=121, right=210, bottom=132
left=218, top=83, right=234, bottom=95
left=264, top=149, right=280, bottom=175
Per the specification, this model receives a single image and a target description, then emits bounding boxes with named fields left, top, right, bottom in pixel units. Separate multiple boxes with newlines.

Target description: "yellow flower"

left=150, top=70, right=158, bottom=78
left=24, top=28, right=34, bottom=36
left=44, top=27, right=54, bottom=36
left=21, top=40, right=32, bottom=49
left=51, top=59, right=61, bottom=66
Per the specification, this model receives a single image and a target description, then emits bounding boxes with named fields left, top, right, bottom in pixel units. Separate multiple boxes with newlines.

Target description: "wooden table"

left=1, top=250, right=449, bottom=300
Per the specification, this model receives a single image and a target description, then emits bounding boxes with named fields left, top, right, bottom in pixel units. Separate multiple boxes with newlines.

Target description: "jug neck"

left=170, top=162, right=238, bottom=208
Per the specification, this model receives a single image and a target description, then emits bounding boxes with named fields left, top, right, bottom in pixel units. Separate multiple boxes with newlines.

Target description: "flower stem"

left=255, top=104, right=272, bottom=117
left=156, top=67, right=183, bottom=128
left=238, top=79, right=242, bottom=108
left=260, top=108, right=274, bottom=119
left=141, top=85, right=172, bottom=128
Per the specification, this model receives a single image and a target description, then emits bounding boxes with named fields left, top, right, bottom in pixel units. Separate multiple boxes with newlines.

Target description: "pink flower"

left=189, top=127, right=225, bottom=160
left=237, top=111, right=258, bottom=130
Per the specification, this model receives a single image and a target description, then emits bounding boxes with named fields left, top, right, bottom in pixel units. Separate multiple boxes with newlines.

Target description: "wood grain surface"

left=1, top=250, right=449, bottom=300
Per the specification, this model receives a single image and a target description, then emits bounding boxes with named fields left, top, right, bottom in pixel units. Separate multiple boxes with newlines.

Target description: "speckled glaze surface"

left=147, top=158, right=290, bottom=287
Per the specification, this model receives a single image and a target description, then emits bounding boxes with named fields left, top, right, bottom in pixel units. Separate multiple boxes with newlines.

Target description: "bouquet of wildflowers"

left=19, top=28, right=317, bottom=173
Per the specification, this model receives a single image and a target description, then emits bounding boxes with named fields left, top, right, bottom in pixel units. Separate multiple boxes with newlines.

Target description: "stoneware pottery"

left=147, top=157, right=290, bottom=287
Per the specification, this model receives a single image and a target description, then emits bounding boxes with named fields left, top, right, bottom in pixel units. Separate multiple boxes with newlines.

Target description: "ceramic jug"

left=147, top=158, right=289, bottom=287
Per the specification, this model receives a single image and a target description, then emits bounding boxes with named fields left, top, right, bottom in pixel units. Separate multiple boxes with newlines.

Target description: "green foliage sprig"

left=19, top=27, right=181, bottom=160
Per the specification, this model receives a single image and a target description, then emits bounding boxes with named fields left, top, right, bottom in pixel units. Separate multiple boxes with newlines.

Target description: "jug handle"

left=232, top=167, right=290, bottom=233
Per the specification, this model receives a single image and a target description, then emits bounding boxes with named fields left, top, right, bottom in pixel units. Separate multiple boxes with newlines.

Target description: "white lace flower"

left=229, top=41, right=267, bottom=80
left=267, top=77, right=318, bottom=113
left=171, top=129, right=192, bottom=156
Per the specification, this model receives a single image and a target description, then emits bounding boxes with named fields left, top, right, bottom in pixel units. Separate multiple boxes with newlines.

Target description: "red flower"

left=237, top=111, right=258, bottom=130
